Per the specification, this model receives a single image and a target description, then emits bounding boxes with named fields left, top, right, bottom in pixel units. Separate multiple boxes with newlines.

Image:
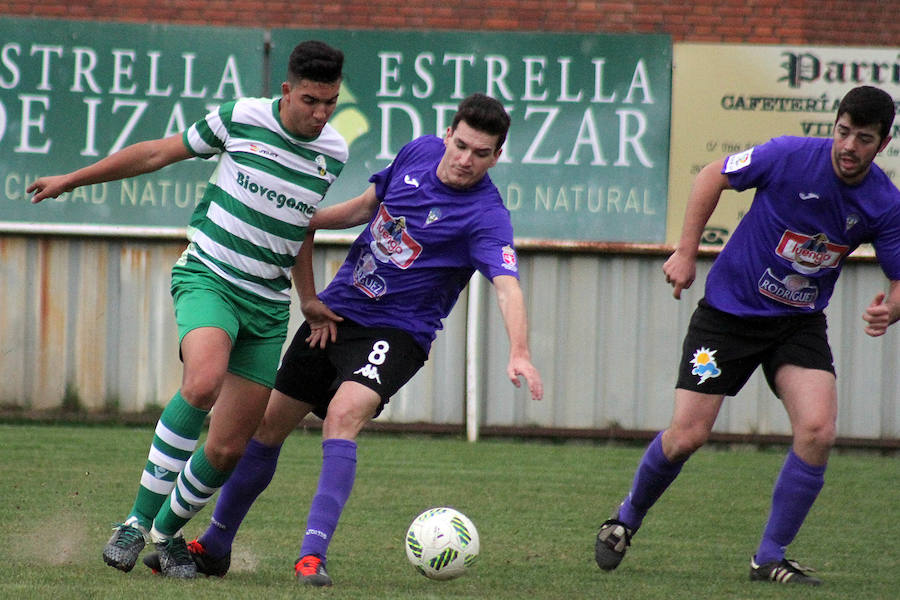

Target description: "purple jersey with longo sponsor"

left=319, top=135, right=519, bottom=352
left=706, top=135, right=900, bottom=316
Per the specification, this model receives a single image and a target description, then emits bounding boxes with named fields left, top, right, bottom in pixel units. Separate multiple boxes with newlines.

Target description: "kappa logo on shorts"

left=354, top=363, right=382, bottom=383
left=689, top=347, right=721, bottom=384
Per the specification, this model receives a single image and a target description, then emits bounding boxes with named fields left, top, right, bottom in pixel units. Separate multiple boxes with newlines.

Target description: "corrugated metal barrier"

left=1, top=235, right=898, bottom=446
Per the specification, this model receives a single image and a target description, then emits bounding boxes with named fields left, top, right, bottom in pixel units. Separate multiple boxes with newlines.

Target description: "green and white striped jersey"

left=179, top=96, right=348, bottom=302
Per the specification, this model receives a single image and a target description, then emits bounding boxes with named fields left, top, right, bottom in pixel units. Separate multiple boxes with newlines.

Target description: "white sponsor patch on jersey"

left=724, top=148, right=754, bottom=173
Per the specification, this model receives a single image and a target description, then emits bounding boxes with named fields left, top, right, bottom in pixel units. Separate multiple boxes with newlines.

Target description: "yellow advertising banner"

left=667, top=43, right=900, bottom=251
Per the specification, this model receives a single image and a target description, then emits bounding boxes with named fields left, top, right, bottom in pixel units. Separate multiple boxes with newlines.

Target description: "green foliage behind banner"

left=1, top=18, right=671, bottom=243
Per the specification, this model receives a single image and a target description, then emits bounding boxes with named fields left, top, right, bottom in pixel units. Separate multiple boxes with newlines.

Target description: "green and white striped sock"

left=127, top=391, right=208, bottom=530
left=152, top=444, right=231, bottom=538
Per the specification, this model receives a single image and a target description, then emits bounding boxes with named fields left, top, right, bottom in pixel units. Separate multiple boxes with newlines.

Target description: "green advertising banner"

left=270, top=29, right=672, bottom=244
left=0, top=17, right=264, bottom=235
left=1, top=19, right=672, bottom=244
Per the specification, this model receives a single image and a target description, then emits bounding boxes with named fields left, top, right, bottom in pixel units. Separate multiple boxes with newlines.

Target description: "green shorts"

left=170, top=257, right=289, bottom=388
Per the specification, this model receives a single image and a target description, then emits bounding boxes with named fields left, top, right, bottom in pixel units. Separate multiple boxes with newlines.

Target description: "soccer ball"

left=405, top=507, right=479, bottom=580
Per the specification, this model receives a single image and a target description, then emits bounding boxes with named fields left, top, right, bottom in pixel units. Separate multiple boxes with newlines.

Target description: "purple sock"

left=299, top=439, right=357, bottom=562
left=754, top=449, right=825, bottom=565
left=197, top=438, right=281, bottom=558
left=617, top=432, right=685, bottom=531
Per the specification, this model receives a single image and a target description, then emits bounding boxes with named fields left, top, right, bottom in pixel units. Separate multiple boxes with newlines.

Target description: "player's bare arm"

left=301, top=185, right=381, bottom=349
left=862, top=280, right=900, bottom=337
left=26, top=134, right=191, bottom=204
left=492, top=274, right=543, bottom=401
left=291, top=232, right=343, bottom=348
left=664, top=159, right=732, bottom=299
left=308, top=184, right=380, bottom=231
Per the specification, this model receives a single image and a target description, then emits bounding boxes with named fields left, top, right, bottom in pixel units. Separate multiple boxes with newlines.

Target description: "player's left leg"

left=751, top=364, right=835, bottom=586
left=294, top=325, right=426, bottom=586
left=144, top=389, right=316, bottom=577
left=596, top=388, right=724, bottom=570
left=103, top=324, right=231, bottom=574
left=295, top=382, right=381, bottom=587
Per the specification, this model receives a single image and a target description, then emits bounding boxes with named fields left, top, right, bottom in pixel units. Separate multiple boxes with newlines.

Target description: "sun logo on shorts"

left=690, top=347, right=721, bottom=385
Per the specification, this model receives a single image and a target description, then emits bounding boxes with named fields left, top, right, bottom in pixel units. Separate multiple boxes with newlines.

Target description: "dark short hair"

left=836, top=86, right=896, bottom=141
left=451, top=93, right=511, bottom=150
left=287, top=40, right=344, bottom=84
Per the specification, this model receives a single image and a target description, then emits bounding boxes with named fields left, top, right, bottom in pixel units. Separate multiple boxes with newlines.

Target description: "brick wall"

left=4, top=0, right=899, bottom=46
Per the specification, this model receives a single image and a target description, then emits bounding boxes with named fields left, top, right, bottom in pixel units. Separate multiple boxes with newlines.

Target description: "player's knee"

left=202, top=440, right=244, bottom=472
left=181, top=369, right=225, bottom=410
left=180, top=376, right=222, bottom=410
left=664, top=427, right=708, bottom=460
left=322, top=402, right=371, bottom=440
left=797, top=418, right=836, bottom=451
left=254, top=416, right=293, bottom=447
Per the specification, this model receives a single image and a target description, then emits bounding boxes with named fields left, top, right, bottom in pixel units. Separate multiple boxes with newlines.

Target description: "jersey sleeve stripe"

left=192, top=118, right=225, bottom=153
left=181, top=130, right=206, bottom=158
left=183, top=128, right=218, bottom=158
left=185, top=101, right=233, bottom=155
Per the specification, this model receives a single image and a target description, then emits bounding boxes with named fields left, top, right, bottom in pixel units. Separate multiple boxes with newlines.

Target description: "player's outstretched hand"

left=863, top=292, right=893, bottom=337
left=507, top=357, right=543, bottom=401
left=26, top=175, right=72, bottom=204
left=302, top=297, right=343, bottom=349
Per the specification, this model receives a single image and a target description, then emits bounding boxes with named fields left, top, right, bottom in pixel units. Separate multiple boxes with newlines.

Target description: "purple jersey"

left=705, top=135, right=900, bottom=316
left=319, top=135, right=519, bottom=352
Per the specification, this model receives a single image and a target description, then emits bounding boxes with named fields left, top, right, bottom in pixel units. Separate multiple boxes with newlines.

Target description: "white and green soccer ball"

left=405, top=507, right=479, bottom=580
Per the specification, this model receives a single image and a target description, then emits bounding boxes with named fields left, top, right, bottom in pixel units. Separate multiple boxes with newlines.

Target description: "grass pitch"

left=0, top=423, right=896, bottom=599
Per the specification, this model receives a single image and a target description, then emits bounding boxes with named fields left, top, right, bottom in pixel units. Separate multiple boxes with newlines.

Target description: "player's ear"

left=878, top=135, right=892, bottom=154
left=485, top=147, right=501, bottom=168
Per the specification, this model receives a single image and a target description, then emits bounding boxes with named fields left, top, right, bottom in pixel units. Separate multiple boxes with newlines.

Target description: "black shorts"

left=274, top=319, right=427, bottom=419
left=675, top=299, right=835, bottom=396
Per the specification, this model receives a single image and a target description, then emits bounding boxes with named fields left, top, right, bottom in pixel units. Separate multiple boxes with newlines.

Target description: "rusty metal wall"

left=2, top=235, right=898, bottom=441
left=481, top=253, right=900, bottom=442
left=0, top=236, right=185, bottom=411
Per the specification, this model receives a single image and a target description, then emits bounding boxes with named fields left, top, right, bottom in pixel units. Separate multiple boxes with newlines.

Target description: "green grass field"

left=0, top=423, right=896, bottom=599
